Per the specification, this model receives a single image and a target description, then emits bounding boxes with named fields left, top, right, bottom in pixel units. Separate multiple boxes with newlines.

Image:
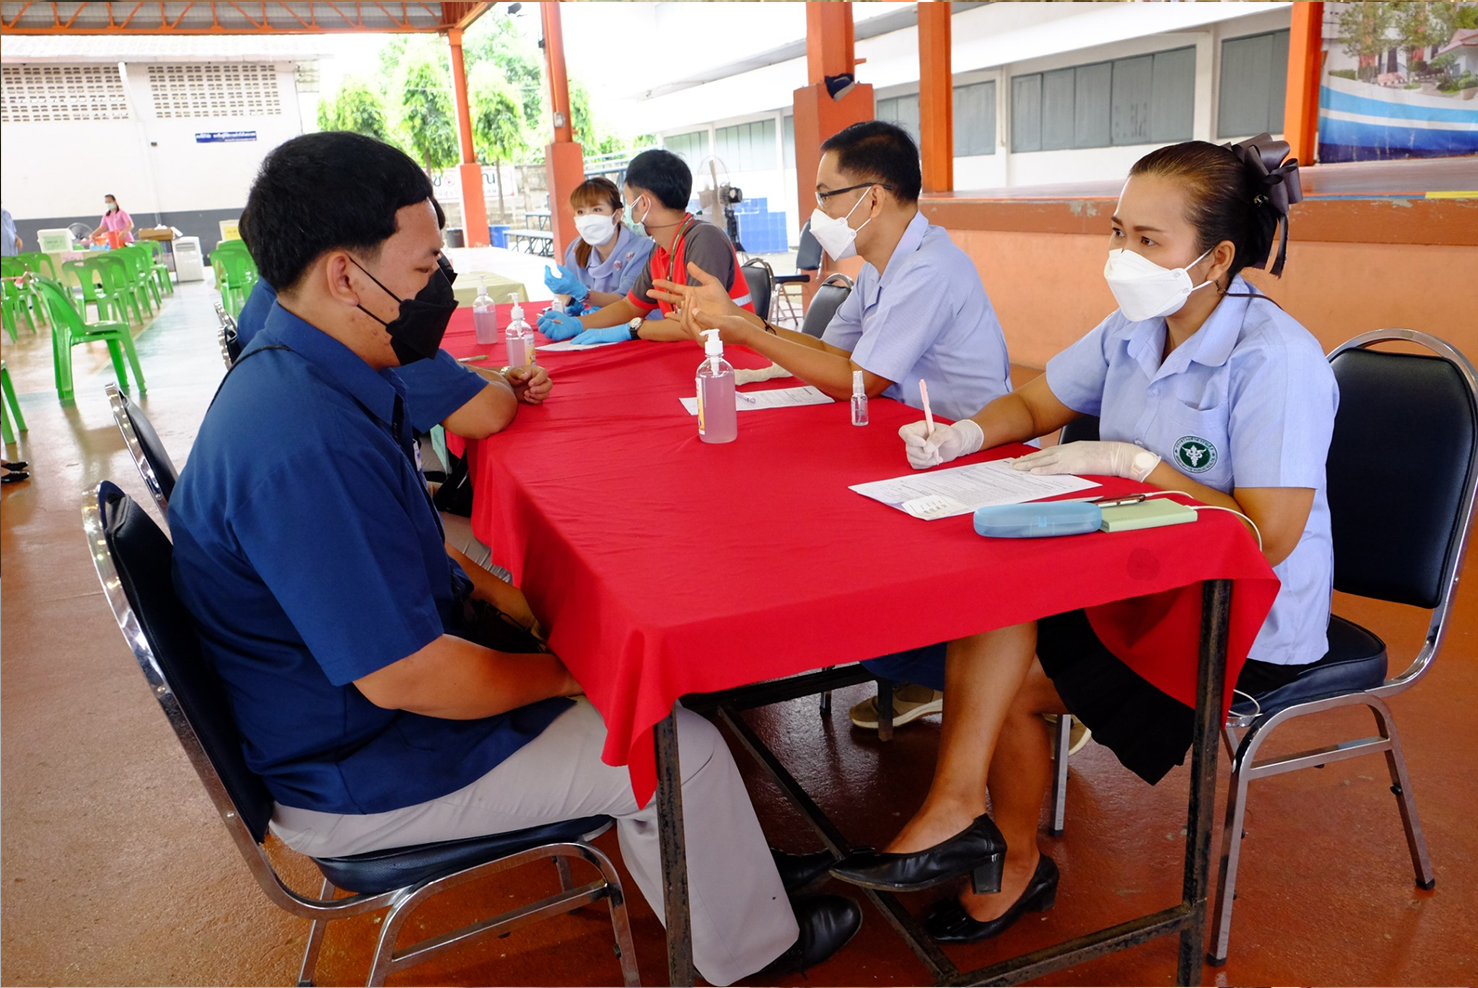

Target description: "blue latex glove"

left=543, top=264, right=589, bottom=302
left=537, top=309, right=583, bottom=341
left=571, top=325, right=633, bottom=346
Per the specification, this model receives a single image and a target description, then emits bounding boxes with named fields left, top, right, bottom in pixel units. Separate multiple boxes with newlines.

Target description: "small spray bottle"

left=696, top=329, right=737, bottom=444
left=851, top=369, right=869, bottom=426
left=472, top=276, right=497, bottom=345
left=504, top=293, right=534, bottom=368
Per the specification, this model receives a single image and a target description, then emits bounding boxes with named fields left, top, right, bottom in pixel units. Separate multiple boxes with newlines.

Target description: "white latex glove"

left=899, top=419, right=985, bottom=470
left=1009, top=440, right=1161, bottom=481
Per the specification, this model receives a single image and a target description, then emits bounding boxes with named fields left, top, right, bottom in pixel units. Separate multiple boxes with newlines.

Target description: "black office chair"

left=1046, top=331, right=1477, bottom=965
left=83, top=481, right=641, bottom=987
left=107, top=382, right=179, bottom=517
left=214, top=301, right=240, bottom=368
left=799, top=273, right=854, bottom=340
left=774, top=221, right=822, bottom=327
left=741, top=257, right=774, bottom=322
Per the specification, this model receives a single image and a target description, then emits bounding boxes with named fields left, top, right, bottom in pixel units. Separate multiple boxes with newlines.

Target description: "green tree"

left=463, top=14, right=544, bottom=129
left=393, top=51, right=460, bottom=174
left=1393, top=2, right=1458, bottom=61
left=469, top=61, right=527, bottom=212
left=316, top=77, right=390, bottom=141
left=1459, top=4, right=1478, bottom=30
left=1339, top=1, right=1397, bottom=81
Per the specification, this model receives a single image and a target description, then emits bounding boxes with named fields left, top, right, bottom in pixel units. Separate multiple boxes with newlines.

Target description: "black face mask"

left=351, top=254, right=458, bottom=365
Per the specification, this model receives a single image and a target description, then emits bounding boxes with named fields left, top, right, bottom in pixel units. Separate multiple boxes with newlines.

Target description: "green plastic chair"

left=32, top=276, right=146, bottom=404
left=1, top=258, right=40, bottom=339
left=1, top=360, right=25, bottom=445
left=16, top=252, right=58, bottom=280
left=136, top=240, right=174, bottom=296
left=212, top=246, right=258, bottom=318
left=116, top=246, right=162, bottom=310
left=86, top=255, right=145, bottom=324
left=62, top=259, right=113, bottom=322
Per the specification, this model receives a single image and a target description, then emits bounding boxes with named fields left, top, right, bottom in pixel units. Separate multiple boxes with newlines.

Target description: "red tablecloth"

left=440, top=306, right=1279, bottom=806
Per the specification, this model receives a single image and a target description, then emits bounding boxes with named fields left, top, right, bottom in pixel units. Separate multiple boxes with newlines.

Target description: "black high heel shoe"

left=829, top=814, right=1006, bottom=894
left=925, top=853, right=1059, bottom=943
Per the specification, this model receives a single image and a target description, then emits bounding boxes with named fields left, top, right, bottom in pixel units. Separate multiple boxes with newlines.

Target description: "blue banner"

left=195, top=131, right=257, bottom=144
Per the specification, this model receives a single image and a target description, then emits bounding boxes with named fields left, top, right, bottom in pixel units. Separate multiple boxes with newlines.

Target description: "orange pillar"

left=447, top=28, right=490, bottom=247
left=917, top=2, right=954, bottom=193
left=541, top=1, right=583, bottom=263
left=794, top=2, right=874, bottom=287
left=1283, top=1, right=1323, bottom=166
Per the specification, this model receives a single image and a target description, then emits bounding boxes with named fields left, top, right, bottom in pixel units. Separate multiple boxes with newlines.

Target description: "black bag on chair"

left=432, top=450, right=474, bottom=517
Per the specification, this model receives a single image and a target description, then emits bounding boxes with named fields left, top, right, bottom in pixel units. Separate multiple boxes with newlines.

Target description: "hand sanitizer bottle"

left=696, top=329, right=737, bottom=444
left=505, top=293, right=534, bottom=368
left=472, top=277, right=497, bottom=345
left=851, top=369, right=869, bottom=426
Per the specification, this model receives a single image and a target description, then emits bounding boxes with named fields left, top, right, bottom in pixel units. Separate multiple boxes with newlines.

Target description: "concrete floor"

left=3, top=280, right=1476, bottom=987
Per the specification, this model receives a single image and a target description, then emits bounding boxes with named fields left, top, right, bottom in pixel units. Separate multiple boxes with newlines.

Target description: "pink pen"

left=920, top=379, right=935, bottom=438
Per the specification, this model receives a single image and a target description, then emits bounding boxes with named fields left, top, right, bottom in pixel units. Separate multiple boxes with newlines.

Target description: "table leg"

left=655, top=706, right=697, bottom=986
left=1178, top=578, right=1232, bottom=984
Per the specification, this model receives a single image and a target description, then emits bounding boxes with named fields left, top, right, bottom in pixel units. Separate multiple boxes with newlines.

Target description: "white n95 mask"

left=575, top=213, right=617, bottom=248
left=1103, top=247, right=1213, bottom=322
left=808, top=190, right=874, bottom=262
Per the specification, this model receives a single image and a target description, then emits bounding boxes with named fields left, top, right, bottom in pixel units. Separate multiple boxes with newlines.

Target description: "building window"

left=954, top=80, right=996, bottom=156
left=1218, top=30, right=1289, bottom=138
left=876, top=93, right=922, bottom=144
left=147, top=63, right=281, bottom=118
left=715, top=118, right=777, bottom=173
left=1011, top=46, right=1195, bottom=152
left=783, top=114, right=795, bottom=169
left=664, top=130, right=710, bottom=169
left=0, top=64, right=129, bottom=123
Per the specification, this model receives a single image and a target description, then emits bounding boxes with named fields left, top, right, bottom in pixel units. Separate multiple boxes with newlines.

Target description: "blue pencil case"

left=973, top=502, right=1102, bottom=538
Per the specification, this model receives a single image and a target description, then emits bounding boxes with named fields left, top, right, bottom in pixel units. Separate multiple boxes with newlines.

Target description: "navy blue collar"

left=250, top=302, right=408, bottom=433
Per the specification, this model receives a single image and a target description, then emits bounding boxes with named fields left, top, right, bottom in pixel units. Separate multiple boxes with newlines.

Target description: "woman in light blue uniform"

left=543, top=176, right=654, bottom=313
left=829, top=137, right=1337, bottom=944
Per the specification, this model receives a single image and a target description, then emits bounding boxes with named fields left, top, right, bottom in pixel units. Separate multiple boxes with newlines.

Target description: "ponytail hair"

left=569, top=176, right=624, bottom=268
left=1129, top=134, right=1302, bottom=278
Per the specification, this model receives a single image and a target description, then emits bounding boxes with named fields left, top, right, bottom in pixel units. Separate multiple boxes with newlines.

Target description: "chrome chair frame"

left=214, top=301, right=239, bottom=369
left=106, top=383, right=176, bottom=518
left=798, top=273, right=854, bottom=340
left=1046, top=330, right=1477, bottom=964
left=84, top=483, right=641, bottom=987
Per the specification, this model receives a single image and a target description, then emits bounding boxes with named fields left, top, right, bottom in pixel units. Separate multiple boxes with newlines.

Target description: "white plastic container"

left=505, top=293, right=534, bottom=368
left=37, top=228, right=73, bottom=253
left=174, top=236, right=205, bottom=282
left=472, top=277, right=498, bottom=345
left=696, top=329, right=737, bottom=444
left=851, top=369, right=869, bottom=426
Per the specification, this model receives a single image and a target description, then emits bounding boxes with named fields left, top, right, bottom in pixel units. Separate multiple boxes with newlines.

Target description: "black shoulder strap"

left=207, top=343, right=293, bottom=411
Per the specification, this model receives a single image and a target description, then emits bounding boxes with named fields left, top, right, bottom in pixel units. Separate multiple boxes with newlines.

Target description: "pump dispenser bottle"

left=472, top=277, right=497, bottom=344
left=851, top=369, right=869, bottom=426
left=696, top=329, right=737, bottom=443
left=505, top=293, right=534, bottom=368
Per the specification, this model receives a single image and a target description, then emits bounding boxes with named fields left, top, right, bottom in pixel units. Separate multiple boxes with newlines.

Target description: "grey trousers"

left=270, top=700, right=798, bottom=986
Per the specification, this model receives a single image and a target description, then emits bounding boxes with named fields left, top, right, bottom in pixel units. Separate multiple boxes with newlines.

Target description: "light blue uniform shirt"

left=1, top=208, right=18, bottom=256
left=821, top=212, right=1011, bottom=421
left=561, top=224, right=654, bottom=299
left=1045, top=276, right=1339, bottom=665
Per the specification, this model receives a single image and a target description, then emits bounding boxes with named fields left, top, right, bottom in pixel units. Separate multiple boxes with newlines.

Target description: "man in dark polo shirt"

left=168, top=132, right=858, bottom=986
left=536, top=148, right=754, bottom=345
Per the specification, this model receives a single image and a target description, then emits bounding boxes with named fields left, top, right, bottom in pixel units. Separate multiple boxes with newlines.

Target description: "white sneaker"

left=849, top=684, right=944, bottom=730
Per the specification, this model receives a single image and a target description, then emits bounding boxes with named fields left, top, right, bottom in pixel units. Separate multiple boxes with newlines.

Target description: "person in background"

left=90, top=194, right=134, bottom=244
left=1, top=204, right=20, bottom=256
left=535, top=149, right=753, bottom=346
left=542, top=177, right=654, bottom=313
left=650, top=121, right=1014, bottom=732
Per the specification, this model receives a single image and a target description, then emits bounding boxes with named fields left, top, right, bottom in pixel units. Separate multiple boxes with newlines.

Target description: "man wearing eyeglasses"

left=651, top=120, right=1010, bottom=424
left=649, top=121, right=1013, bottom=734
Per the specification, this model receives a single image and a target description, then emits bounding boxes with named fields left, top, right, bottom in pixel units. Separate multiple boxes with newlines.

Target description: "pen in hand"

left=920, top=379, right=935, bottom=438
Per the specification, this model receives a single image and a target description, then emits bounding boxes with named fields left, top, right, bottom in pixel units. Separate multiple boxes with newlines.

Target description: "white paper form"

left=850, top=460, right=1100, bottom=520
left=679, top=385, right=835, bottom=415
left=536, top=338, right=625, bottom=352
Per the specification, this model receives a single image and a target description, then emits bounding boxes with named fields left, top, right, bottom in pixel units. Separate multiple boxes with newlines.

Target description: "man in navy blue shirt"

left=169, top=132, right=858, bottom=985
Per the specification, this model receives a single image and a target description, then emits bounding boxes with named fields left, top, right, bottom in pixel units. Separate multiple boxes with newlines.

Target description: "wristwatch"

left=627, top=316, right=643, bottom=341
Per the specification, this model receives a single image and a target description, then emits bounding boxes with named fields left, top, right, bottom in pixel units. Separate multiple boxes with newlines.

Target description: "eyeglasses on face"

left=814, top=182, right=895, bottom=208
